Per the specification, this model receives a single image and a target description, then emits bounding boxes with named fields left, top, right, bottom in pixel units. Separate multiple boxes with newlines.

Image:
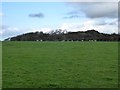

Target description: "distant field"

left=0, top=41, right=2, bottom=89
left=2, top=41, right=118, bottom=88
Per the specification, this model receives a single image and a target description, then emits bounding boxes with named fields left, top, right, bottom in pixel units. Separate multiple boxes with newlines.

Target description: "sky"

left=0, top=1, right=119, bottom=40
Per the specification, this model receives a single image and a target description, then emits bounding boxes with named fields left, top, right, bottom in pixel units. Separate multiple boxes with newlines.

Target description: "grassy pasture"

left=2, top=41, right=118, bottom=88
left=0, top=41, right=2, bottom=89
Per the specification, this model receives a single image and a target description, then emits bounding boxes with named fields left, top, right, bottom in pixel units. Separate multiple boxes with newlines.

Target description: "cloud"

left=68, top=2, right=118, bottom=19
left=118, top=2, right=120, bottom=21
left=63, top=15, right=81, bottom=19
left=0, top=12, right=4, bottom=17
left=92, top=18, right=118, bottom=26
left=80, top=19, right=118, bottom=34
left=63, top=10, right=83, bottom=19
left=29, top=13, right=44, bottom=18
left=95, top=21, right=107, bottom=25
left=1, top=0, right=119, bottom=2
left=108, top=19, right=118, bottom=25
left=29, top=27, right=52, bottom=33
left=0, top=25, right=25, bottom=40
left=64, top=0, right=119, bottom=2
left=59, top=18, right=118, bottom=34
left=64, top=2, right=118, bottom=34
left=67, top=11, right=80, bottom=15
left=0, top=25, right=54, bottom=40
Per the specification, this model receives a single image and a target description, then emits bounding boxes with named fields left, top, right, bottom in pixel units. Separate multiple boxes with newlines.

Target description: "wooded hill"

left=4, top=29, right=120, bottom=41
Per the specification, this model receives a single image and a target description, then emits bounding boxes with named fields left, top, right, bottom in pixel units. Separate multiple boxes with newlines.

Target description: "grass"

left=0, top=41, right=2, bottom=89
left=2, top=41, right=118, bottom=88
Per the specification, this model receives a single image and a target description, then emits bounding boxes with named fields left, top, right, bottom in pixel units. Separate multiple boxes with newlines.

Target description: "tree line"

left=4, top=29, right=120, bottom=41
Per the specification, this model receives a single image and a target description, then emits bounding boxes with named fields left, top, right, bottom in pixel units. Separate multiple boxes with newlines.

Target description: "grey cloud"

left=29, top=13, right=44, bottom=18
left=67, top=11, right=80, bottom=15
left=93, top=19, right=108, bottom=25
left=118, top=3, right=120, bottom=21
left=108, top=21, right=117, bottom=25
left=64, top=10, right=82, bottom=19
left=69, top=2, right=118, bottom=18
left=0, top=25, right=9, bottom=30
left=95, top=19, right=118, bottom=26
left=0, top=25, right=22, bottom=40
left=63, top=15, right=81, bottom=19
left=95, top=21, right=107, bottom=25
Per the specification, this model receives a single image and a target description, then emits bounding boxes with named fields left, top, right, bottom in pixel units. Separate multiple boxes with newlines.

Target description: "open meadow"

left=2, top=41, right=118, bottom=88
left=0, top=41, right=2, bottom=89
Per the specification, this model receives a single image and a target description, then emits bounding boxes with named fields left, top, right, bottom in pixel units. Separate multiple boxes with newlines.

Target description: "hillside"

left=4, top=29, right=120, bottom=41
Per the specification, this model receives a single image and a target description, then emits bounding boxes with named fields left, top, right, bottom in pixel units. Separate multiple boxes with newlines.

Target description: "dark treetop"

left=4, top=29, right=120, bottom=41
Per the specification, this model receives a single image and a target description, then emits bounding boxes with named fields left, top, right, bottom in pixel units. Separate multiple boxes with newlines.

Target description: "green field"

left=0, top=41, right=2, bottom=89
left=2, top=41, right=118, bottom=88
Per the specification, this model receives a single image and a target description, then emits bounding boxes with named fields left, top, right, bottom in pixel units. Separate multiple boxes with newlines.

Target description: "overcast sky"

left=0, top=1, right=119, bottom=40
